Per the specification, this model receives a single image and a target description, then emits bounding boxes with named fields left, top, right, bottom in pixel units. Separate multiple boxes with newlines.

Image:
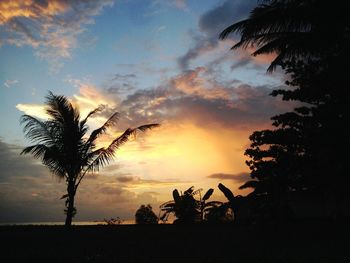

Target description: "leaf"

left=202, top=188, right=214, bottom=201
left=184, top=186, right=194, bottom=195
left=218, top=183, right=235, bottom=203
left=173, top=189, right=181, bottom=205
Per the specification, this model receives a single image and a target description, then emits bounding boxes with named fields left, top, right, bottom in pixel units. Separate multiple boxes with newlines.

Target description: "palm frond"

left=85, top=112, right=120, bottom=145
left=267, top=51, right=286, bottom=72
left=20, top=115, right=54, bottom=145
left=80, top=123, right=159, bottom=183
left=80, top=105, right=106, bottom=131
left=219, top=19, right=248, bottom=39
left=21, top=144, right=49, bottom=158
left=219, top=0, right=313, bottom=72
left=45, top=91, right=79, bottom=124
left=21, top=144, right=66, bottom=178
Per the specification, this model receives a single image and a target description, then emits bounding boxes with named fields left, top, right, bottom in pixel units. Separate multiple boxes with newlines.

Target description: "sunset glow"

left=0, top=0, right=291, bottom=223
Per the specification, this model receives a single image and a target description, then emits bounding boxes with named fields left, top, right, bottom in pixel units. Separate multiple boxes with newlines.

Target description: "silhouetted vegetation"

left=159, top=185, right=237, bottom=224
left=220, top=0, right=350, bottom=72
left=159, top=186, right=203, bottom=224
left=221, top=0, right=350, bottom=221
left=135, top=204, right=158, bottom=224
left=20, top=92, right=159, bottom=227
left=103, top=217, right=123, bottom=225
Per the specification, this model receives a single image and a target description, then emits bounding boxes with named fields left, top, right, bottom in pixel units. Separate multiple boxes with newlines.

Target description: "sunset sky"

left=0, top=0, right=293, bottom=223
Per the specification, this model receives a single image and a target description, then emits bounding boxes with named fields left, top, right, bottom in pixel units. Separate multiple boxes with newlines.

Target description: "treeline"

left=136, top=0, right=350, bottom=224
left=220, top=0, right=350, bottom=221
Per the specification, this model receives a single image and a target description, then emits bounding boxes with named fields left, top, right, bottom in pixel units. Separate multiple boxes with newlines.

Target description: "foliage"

left=160, top=185, right=235, bottom=224
left=220, top=0, right=350, bottom=72
left=159, top=186, right=213, bottom=224
left=135, top=204, right=158, bottom=224
left=220, top=0, right=350, bottom=220
left=242, top=56, right=350, bottom=219
left=104, top=217, right=123, bottom=225
left=20, top=92, right=159, bottom=226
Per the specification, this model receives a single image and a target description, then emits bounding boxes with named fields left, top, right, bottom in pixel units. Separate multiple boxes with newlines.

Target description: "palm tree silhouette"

left=219, top=0, right=349, bottom=72
left=20, top=92, right=159, bottom=226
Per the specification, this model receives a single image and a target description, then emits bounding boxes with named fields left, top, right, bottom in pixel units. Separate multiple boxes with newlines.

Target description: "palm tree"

left=20, top=92, right=159, bottom=226
left=219, top=0, right=350, bottom=72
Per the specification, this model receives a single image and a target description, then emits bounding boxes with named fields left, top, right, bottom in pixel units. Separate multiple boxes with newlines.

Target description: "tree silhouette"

left=240, top=57, right=350, bottom=219
left=220, top=0, right=350, bottom=219
left=159, top=186, right=215, bottom=224
left=20, top=92, right=159, bottom=226
left=135, top=204, right=158, bottom=224
left=203, top=184, right=236, bottom=223
left=220, top=0, right=350, bottom=72
left=159, top=187, right=200, bottom=224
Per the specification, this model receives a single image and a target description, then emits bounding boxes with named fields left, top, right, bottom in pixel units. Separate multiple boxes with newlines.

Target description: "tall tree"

left=20, top=92, right=159, bottom=226
left=220, top=0, right=350, bottom=219
left=242, top=58, right=350, bottom=218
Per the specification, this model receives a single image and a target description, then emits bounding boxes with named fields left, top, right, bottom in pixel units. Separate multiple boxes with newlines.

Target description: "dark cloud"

left=177, top=33, right=217, bottom=70
left=0, top=139, right=66, bottom=222
left=198, top=0, right=255, bottom=37
left=230, top=58, right=252, bottom=71
left=113, top=73, right=137, bottom=81
left=0, top=140, right=162, bottom=222
left=208, top=172, right=250, bottom=183
left=98, top=186, right=124, bottom=196
left=178, top=0, right=256, bottom=70
left=116, top=176, right=136, bottom=183
left=0, top=140, right=48, bottom=181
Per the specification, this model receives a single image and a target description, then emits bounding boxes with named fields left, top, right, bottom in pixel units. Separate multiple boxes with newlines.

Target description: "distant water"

left=0, top=220, right=135, bottom=226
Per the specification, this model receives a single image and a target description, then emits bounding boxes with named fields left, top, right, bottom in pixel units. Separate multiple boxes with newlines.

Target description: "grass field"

left=1, top=221, right=349, bottom=262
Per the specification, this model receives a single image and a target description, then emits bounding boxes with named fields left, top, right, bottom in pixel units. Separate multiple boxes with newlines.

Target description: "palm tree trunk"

left=65, top=180, right=76, bottom=227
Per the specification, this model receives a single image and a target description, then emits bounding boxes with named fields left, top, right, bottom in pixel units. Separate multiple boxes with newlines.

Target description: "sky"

left=0, top=0, right=294, bottom=223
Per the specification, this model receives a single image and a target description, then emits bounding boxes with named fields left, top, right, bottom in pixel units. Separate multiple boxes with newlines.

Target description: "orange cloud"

left=0, top=0, right=69, bottom=24
left=0, top=0, right=113, bottom=72
left=171, top=67, right=232, bottom=100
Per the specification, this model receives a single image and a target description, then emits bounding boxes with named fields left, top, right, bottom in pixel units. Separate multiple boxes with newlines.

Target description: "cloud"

left=173, top=0, right=187, bottom=10
left=16, top=103, right=48, bottom=120
left=151, top=0, right=187, bottom=11
left=208, top=172, right=250, bottom=183
left=17, top=65, right=296, bottom=135
left=178, top=0, right=271, bottom=72
left=153, top=25, right=166, bottom=34
left=113, top=66, right=295, bottom=130
left=116, top=175, right=136, bottom=183
left=0, top=139, right=66, bottom=222
left=16, top=80, right=118, bottom=129
left=112, top=73, right=137, bottom=81
left=0, top=0, right=113, bottom=72
left=3, top=79, right=19, bottom=88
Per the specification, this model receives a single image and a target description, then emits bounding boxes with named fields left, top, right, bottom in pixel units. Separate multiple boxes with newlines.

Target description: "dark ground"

left=1, top=220, right=349, bottom=263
